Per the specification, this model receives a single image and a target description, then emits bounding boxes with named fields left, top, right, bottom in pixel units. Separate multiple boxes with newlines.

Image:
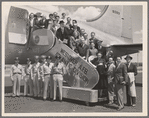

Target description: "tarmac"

left=4, top=66, right=142, bottom=113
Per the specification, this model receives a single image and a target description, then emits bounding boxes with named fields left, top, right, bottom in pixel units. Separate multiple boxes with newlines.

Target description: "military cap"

left=55, top=54, right=61, bottom=59
left=47, top=56, right=52, bottom=60
left=34, top=55, right=39, bottom=59
left=40, top=55, right=47, bottom=59
left=14, top=57, right=19, bottom=60
left=59, top=20, right=65, bottom=24
left=124, top=55, right=132, bottom=60
left=26, top=58, right=31, bottom=62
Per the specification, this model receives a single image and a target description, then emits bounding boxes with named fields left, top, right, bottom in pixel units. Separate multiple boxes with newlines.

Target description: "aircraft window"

left=9, top=32, right=27, bottom=44
left=33, top=35, right=49, bottom=45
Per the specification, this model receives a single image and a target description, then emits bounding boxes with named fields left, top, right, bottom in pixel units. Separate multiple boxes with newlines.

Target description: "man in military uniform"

left=32, top=55, right=40, bottom=97
left=38, top=55, right=47, bottom=98
left=42, top=56, right=54, bottom=101
left=52, top=54, right=65, bottom=101
left=24, top=58, right=33, bottom=96
left=10, top=57, right=23, bottom=97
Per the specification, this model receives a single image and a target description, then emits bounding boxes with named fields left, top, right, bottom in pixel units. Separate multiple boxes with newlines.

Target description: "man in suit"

left=77, top=39, right=89, bottom=59
left=125, top=55, right=138, bottom=107
left=56, top=20, right=70, bottom=46
left=89, top=32, right=98, bottom=46
left=10, top=57, right=23, bottom=97
left=107, top=57, right=115, bottom=104
left=70, top=20, right=81, bottom=34
left=114, top=56, right=127, bottom=110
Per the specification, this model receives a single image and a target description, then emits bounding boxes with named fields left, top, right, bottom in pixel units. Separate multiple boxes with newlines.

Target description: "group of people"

left=10, top=11, right=138, bottom=111
left=89, top=52, right=138, bottom=110
left=10, top=53, right=138, bottom=111
left=10, top=54, right=65, bottom=102
left=28, top=12, right=110, bottom=61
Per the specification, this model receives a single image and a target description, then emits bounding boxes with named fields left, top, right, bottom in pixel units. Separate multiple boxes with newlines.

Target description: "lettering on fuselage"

left=55, top=48, right=89, bottom=86
left=112, top=10, right=120, bottom=15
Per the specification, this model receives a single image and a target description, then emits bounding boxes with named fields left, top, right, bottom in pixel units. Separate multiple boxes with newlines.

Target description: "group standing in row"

left=10, top=54, right=65, bottom=102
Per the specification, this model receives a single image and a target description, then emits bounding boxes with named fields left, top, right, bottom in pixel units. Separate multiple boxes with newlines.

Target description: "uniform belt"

left=26, top=74, right=31, bottom=75
left=13, top=73, right=21, bottom=75
left=44, top=73, right=50, bottom=76
left=53, top=73, right=62, bottom=75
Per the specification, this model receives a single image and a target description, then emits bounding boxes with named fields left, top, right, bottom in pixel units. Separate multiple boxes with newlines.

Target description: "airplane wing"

left=110, top=43, right=142, bottom=57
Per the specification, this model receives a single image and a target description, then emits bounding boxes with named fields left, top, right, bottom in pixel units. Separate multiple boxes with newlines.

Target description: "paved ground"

left=4, top=68, right=142, bottom=113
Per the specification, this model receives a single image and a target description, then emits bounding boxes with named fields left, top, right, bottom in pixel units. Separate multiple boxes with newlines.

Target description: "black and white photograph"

left=2, top=1, right=148, bottom=116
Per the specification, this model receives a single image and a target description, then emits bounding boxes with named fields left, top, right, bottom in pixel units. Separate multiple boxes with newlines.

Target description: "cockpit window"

left=9, top=32, right=27, bottom=44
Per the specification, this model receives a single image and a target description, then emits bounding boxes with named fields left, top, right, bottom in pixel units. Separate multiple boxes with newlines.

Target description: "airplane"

left=4, top=5, right=142, bottom=103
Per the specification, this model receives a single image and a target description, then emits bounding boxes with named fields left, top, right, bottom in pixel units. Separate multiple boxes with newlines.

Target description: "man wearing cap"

left=51, top=54, right=66, bottom=101
left=38, top=55, right=47, bottom=98
left=10, top=57, right=23, bottom=97
left=42, top=56, right=54, bottom=101
left=125, top=55, right=137, bottom=107
left=56, top=20, right=70, bottom=46
left=32, top=55, right=40, bottom=97
left=24, top=58, right=33, bottom=96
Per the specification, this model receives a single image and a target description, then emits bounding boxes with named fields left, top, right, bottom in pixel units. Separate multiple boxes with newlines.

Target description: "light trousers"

left=108, top=82, right=115, bottom=102
left=12, top=74, right=22, bottom=96
left=115, top=84, right=124, bottom=108
left=24, top=75, right=33, bottom=96
left=32, top=73, right=40, bottom=97
left=43, top=75, right=50, bottom=99
left=53, top=74, right=63, bottom=100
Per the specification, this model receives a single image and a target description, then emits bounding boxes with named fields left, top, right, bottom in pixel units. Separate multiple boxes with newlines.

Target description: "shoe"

left=117, top=106, right=124, bottom=111
left=59, top=100, right=62, bottom=102
left=132, top=104, right=136, bottom=107
left=12, top=94, right=16, bottom=97
left=108, top=101, right=113, bottom=105
left=124, top=103, right=131, bottom=106
left=16, top=95, right=20, bottom=97
left=43, top=99, right=46, bottom=101
left=51, top=99, right=56, bottom=102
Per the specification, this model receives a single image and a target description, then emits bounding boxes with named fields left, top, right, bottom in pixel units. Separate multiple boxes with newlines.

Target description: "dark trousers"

left=126, top=85, right=136, bottom=105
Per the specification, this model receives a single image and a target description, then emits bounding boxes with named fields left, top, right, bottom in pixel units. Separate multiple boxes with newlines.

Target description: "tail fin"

left=86, top=5, right=132, bottom=39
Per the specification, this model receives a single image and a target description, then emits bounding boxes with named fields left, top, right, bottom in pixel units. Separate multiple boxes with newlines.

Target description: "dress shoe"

left=132, top=104, right=136, bottom=107
left=12, top=94, right=16, bottom=97
left=117, top=106, right=124, bottom=111
left=108, top=101, right=113, bottom=105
